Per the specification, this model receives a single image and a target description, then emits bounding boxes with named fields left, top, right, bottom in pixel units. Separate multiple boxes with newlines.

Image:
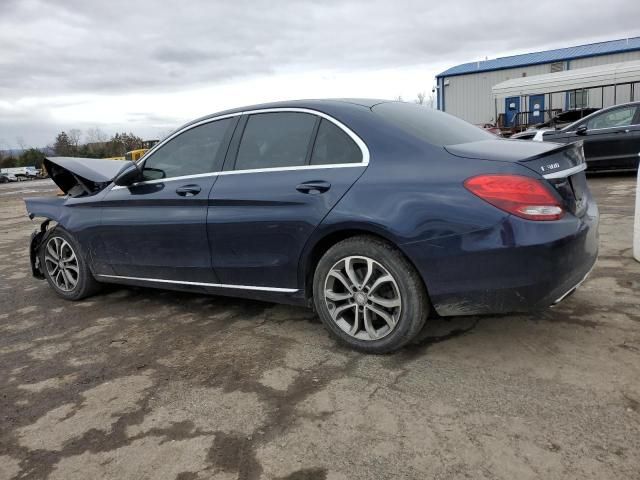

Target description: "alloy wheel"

left=44, top=236, right=79, bottom=292
left=324, top=255, right=402, bottom=341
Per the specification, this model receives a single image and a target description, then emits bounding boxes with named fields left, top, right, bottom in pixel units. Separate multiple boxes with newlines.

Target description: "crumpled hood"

left=44, top=156, right=134, bottom=195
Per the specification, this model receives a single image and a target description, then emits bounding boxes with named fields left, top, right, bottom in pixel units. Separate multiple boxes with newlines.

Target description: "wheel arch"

left=300, top=225, right=432, bottom=305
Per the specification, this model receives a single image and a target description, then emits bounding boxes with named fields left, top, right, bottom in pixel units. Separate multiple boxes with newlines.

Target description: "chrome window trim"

left=112, top=107, right=370, bottom=191
left=568, top=124, right=638, bottom=134
left=97, top=274, right=298, bottom=293
left=542, top=162, right=587, bottom=179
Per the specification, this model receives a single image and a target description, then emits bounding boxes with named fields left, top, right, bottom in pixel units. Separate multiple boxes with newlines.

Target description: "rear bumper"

left=402, top=198, right=599, bottom=316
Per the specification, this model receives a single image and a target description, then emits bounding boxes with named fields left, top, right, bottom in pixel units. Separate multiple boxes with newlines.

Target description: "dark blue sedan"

left=25, top=99, right=599, bottom=353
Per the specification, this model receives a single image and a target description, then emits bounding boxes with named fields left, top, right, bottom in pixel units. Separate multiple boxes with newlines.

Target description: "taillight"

left=464, top=174, right=563, bottom=221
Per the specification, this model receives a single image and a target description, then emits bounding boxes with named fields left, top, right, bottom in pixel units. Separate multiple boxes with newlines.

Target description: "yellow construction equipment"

left=124, top=149, right=148, bottom=162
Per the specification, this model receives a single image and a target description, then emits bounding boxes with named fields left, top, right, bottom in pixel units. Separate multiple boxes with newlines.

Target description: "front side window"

left=235, top=112, right=316, bottom=170
left=587, top=106, right=638, bottom=130
left=310, top=119, right=362, bottom=165
left=142, top=118, right=232, bottom=180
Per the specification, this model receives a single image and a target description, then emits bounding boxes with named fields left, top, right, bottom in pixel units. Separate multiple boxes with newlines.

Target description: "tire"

left=39, top=227, right=101, bottom=300
left=313, top=236, right=429, bottom=353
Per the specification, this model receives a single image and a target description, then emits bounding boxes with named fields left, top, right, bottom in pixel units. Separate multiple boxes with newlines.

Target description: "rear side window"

left=235, top=112, right=316, bottom=170
left=587, top=106, right=638, bottom=129
left=142, top=118, right=232, bottom=180
left=372, top=102, right=493, bottom=146
left=310, top=119, right=362, bottom=165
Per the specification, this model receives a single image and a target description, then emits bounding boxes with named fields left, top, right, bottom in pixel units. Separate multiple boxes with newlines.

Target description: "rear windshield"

left=372, top=102, right=493, bottom=146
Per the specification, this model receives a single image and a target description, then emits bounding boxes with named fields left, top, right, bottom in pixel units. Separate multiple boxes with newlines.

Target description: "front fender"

left=24, top=196, right=67, bottom=223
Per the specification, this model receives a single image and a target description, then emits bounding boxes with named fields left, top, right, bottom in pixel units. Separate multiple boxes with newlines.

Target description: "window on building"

left=568, top=90, right=589, bottom=109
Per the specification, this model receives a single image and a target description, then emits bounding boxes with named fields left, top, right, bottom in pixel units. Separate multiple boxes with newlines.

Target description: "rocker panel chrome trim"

left=97, top=274, right=299, bottom=293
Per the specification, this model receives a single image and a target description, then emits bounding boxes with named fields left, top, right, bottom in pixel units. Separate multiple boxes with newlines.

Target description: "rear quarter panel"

left=304, top=134, right=536, bottom=299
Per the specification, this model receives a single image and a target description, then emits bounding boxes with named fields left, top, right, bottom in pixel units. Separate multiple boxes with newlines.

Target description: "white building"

left=436, top=37, right=640, bottom=127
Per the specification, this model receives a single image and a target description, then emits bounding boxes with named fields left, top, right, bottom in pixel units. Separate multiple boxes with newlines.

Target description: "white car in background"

left=0, top=166, right=38, bottom=179
left=532, top=129, right=552, bottom=141
left=0, top=172, right=18, bottom=182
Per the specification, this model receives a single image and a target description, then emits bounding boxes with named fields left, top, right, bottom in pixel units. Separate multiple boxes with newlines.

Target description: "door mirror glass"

left=113, top=163, right=142, bottom=186
left=576, top=125, right=588, bottom=136
left=141, top=167, right=166, bottom=181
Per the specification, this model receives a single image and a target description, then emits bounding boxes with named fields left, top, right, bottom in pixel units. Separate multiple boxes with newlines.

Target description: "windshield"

left=372, top=102, right=494, bottom=146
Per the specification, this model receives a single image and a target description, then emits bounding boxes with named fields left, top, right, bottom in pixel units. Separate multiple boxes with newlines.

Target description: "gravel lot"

left=1, top=176, right=639, bottom=480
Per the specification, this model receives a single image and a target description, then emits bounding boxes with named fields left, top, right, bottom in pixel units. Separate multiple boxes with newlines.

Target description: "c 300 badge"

left=540, top=162, right=560, bottom=172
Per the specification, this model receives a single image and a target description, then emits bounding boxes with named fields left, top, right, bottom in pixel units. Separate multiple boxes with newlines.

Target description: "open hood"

left=44, top=156, right=135, bottom=196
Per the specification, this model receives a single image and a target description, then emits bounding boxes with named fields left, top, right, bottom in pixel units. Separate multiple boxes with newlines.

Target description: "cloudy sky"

left=1, top=0, right=639, bottom=148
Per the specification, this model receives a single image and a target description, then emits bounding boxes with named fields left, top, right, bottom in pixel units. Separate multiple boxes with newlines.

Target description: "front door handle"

left=296, top=181, right=331, bottom=194
left=176, top=184, right=201, bottom=197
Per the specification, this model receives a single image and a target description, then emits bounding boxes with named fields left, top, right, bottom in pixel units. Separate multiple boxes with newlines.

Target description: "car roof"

left=175, top=98, right=389, bottom=133
left=562, top=100, right=640, bottom=131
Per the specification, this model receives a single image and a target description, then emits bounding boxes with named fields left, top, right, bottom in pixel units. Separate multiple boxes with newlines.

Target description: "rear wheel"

left=313, top=236, right=429, bottom=353
left=39, top=227, right=101, bottom=300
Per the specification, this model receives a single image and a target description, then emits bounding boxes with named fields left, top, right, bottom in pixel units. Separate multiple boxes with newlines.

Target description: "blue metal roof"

left=436, top=37, right=640, bottom=78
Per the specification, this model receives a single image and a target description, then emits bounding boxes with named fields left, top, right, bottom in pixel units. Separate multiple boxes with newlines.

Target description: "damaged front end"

left=25, top=156, right=135, bottom=279
left=41, top=156, right=135, bottom=197
left=30, top=220, right=50, bottom=279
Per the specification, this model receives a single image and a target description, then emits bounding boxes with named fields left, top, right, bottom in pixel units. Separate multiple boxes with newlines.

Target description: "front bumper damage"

left=30, top=220, right=50, bottom=279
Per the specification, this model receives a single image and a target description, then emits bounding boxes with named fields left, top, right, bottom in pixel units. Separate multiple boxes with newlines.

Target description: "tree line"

left=53, top=128, right=144, bottom=159
left=0, top=148, right=46, bottom=169
left=0, top=128, right=145, bottom=169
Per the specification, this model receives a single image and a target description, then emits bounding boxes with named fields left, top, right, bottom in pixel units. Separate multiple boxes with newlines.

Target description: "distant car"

left=510, top=129, right=538, bottom=140
left=541, top=101, right=640, bottom=171
left=25, top=99, right=598, bottom=353
left=1, top=166, right=38, bottom=179
left=538, top=108, right=600, bottom=130
left=511, top=109, right=602, bottom=141
left=0, top=172, right=18, bottom=182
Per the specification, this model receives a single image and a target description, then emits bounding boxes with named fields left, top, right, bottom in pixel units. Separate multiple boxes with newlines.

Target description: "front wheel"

left=39, top=227, right=101, bottom=300
left=313, top=236, right=429, bottom=353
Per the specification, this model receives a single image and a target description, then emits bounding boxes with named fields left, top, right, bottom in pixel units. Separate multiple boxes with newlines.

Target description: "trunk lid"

left=446, top=139, right=588, bottom=217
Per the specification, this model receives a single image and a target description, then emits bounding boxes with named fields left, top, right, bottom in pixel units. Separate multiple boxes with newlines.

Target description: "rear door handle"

left=175, top=184, right=201, bottom=197
left=296, top=181, right=331, bottom=194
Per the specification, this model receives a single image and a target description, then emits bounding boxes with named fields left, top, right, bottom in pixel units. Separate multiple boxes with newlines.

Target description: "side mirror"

left=576, top=125, right=588, bottom=136
left=113, top=163, right=141, bottom=186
